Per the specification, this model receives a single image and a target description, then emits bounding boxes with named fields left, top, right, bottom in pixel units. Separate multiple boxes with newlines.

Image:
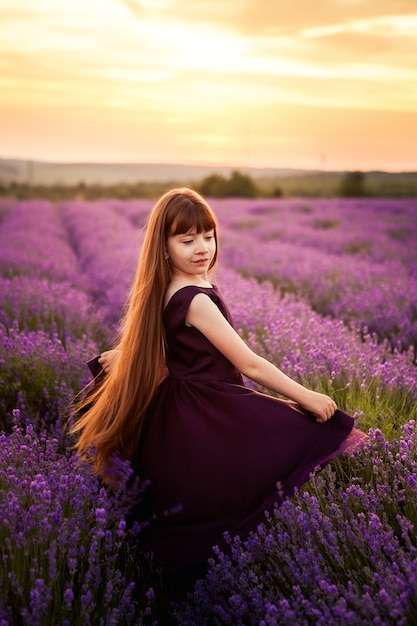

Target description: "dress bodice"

left=162, top=285, right=242, bottom=383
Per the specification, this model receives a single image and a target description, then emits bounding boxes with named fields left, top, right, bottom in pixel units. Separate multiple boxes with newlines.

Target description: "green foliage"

left=338, top=171, right=368, bottom=197
left=312, top=218, right=340, bottom=230
left=343, top=241, right=372, bottom=255
left=198, top=170, right=258, bottom=197
left=0, top=180, right=172, bottom=201
left=312, top=375, right=417, bottom=438
left=197, top=174, right=225, bottom=197
left=387, top=228, right=410, bottom=241
left=2, top=170, right=417, bottom=200
left=232, top=218, right=259, bottom=230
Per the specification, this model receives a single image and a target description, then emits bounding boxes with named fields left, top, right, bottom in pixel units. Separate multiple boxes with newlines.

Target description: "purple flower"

left=0, top=423, right=152, bottom=624
left=63, top=587, right=74, bottom=606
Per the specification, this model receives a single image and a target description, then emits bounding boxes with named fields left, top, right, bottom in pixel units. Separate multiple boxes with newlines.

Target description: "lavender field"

left=1, top=196, right=417, bottom=624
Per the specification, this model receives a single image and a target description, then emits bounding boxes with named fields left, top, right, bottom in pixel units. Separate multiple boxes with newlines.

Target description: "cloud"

left=116, top=0, right=417, bottom=85
left=300, top=30, right=416, bottom=71
left=150, top=0, right=417, bottom=35
left=1, top=0, right=417, bottom=168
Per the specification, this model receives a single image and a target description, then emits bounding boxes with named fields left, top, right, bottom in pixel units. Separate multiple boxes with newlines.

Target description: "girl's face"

left=166, top=228, right=216, bottom=280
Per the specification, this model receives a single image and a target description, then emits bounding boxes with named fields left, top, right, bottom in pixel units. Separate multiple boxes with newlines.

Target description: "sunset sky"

left=1, top=0, right=417, bottom=171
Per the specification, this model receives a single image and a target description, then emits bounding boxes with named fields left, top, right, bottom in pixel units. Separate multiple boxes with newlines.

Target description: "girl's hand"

left=299, top=390, right=338, bottom=423
left=98, top=349, right=121, bottom=373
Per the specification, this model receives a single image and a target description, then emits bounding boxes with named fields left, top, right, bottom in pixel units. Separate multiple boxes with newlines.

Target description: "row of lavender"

left=0, top=200, right=155, bottom=624
left=1, top=198, right=417, bottom=623
left=3, top=196, right=416, bottom=352
left=214, top=197, right=417, bottom=355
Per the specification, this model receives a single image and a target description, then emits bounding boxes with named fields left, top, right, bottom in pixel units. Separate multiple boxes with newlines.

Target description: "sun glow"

left=1, top=0, right=417, bottom=170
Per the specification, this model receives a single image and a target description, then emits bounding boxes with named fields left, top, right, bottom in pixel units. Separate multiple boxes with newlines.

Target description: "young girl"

left=73, top=188, right=365, bottom=582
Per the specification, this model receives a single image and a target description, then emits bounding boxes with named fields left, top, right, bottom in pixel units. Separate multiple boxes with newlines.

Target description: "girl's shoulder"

left=163, top=284, right=234, bottom=327
left=164, top=283, right=217, bottom=311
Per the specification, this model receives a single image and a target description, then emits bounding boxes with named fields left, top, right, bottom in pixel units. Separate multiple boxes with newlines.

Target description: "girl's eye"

left=183, top=240, right=193, bottom=244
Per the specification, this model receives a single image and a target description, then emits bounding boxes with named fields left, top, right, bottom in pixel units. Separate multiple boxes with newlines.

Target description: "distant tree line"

left=1, top=170, right=416, bottom=200
left=198, top=170, right=258, bottom=197
left=337, top=171, right=367, bottom=197
left=0, top=172, right=261, bottom=201
left=0, top=180, right=173, bottom=202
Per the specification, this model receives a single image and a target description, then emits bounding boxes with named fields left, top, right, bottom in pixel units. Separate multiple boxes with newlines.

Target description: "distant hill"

left=0, top=158, right=304, bottom=186
left=1, top=158, right=416, bottom=198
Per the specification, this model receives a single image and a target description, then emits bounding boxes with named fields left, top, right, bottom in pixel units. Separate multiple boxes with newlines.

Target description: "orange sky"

left=1, top=0, right=417, bottom=171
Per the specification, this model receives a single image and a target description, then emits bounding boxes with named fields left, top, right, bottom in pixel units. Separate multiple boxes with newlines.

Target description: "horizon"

left=3, top=156, right=417, bottom=175
left=1, top=1, right=417, bottom=172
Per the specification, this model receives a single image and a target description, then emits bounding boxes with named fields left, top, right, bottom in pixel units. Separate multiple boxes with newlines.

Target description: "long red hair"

left=72, top=188, right=219, bottom=480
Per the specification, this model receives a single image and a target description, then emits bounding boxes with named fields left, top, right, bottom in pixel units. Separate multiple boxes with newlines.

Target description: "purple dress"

left=134, top=285, right=354, bottom=571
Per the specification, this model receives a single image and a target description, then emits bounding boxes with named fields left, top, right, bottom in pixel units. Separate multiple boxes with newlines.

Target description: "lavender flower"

left=0, top=322, right=97, bottom=437
left=0, top=423, right=153, bottom=624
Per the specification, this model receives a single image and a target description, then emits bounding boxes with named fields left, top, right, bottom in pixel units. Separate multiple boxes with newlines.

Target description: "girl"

left=73, top=188, right=365, bottom=582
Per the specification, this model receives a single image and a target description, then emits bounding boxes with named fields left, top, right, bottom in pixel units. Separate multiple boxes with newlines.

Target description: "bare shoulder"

left=187, top=292, right=255, bottom=368
left=187, top=291, right=227, bottom=326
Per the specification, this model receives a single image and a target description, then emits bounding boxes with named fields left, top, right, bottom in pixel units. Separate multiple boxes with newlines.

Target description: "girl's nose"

left=196, top=236, right=209, bottom=252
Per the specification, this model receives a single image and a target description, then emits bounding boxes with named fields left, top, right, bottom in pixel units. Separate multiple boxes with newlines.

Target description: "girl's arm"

left=187, top=293, right=337, bottom=423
